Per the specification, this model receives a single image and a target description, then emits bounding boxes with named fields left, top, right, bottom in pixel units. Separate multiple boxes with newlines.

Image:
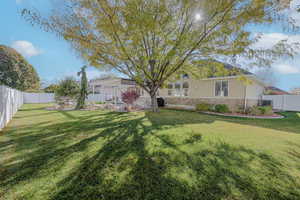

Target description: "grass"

left=1, top=104, right=300, bottom=200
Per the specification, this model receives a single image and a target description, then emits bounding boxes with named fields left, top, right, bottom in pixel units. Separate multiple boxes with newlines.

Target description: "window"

left=182, top=74, right=189, bottom=79
left=174, top=83, right=181, bottom=96
left=168, top=83, right=173, bottom=96
left=183, top=82, right=189, bottom=97
left=167, top=81, right=189, bottom=97
left=215, top=80, right=229, bottom=97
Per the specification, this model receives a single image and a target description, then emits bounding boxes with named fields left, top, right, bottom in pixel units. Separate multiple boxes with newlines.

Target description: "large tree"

left=23, top=0, right=297, bottom=111
left=0, top=45, right=40, bottom=91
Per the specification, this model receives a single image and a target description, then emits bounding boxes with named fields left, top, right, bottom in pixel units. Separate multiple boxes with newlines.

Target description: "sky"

left=1, top=0, right=300, bottom=91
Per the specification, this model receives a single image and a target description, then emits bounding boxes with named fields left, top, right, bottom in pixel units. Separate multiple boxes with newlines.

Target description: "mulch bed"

left=201, top=111, right=284, bottom=119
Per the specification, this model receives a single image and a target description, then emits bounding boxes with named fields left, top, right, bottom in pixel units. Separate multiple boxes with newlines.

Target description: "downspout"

left=244, top=85, right=248, bottom=112
left=92, top=85, right=95, bottom=103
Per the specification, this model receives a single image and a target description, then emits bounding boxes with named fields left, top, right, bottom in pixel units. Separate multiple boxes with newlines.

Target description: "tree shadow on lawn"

left=222, top=111, right=300, bottom=134
left=167, top=109, right=300, bottom=134
left=0, top=110, right=300, bottom=200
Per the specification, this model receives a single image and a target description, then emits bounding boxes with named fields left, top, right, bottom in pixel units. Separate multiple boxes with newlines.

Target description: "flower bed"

left=166, top=104, right=284, bottom=119
left=201, top=111, right=284, bottom=119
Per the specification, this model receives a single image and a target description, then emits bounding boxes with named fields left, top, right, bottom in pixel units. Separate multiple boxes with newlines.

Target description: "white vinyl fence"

left=0, top=85, right=24, bottom=130
left=263, top=95, right=300, bottom=112
left=23, top=93, right=115, bottom=104
left=24, top=93, right=55, bottom=103
left=1, top=87, right=133, bottom=130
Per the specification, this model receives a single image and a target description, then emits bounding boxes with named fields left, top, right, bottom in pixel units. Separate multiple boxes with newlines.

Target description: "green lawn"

left=1, top=104, right=300, bottom=200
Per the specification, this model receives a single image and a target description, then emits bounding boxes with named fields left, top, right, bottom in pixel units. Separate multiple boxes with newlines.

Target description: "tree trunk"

left=150, top=92, right=158, bottom=112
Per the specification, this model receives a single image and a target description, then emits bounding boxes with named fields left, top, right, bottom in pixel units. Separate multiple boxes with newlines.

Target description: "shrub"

left=44, top=84, right=59, bottom=93
left=237, top=106, right=251, bottom=114
left=55, top=77, right=80, bottom=99
left=250, top=106, right=261, bottom=115
left=196, top=103, right=211, bottom=112
left=215, top=104, right=230, bottom=113
left=96, top=101, right=105, bottom=104
left=258, top=106, right=273, bottom=115
left=250, top=106, right=273, bottom=116
left=121, top=90, right=140, bottom=105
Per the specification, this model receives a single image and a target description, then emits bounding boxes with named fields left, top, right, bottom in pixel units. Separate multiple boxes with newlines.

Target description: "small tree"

left=76, top=66, right=89, bottom=110
left=121, top=90, right=140, bottom=109
left=44, top=84, right=59, bottom=93
left=55, top=77, right=79, bottom=99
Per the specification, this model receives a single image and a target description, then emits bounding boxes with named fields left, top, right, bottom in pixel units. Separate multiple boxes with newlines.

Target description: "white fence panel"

left=263, top=95, right=300, bottom=111
left=0, top=85, right=24, bottom=130
left=87, top=94, right=105, bottom=102
left=23, top=93, right=109, bottom=104
left=23, top=93, right=55, bottom=104
left=283, top=95, right=300, bottom=112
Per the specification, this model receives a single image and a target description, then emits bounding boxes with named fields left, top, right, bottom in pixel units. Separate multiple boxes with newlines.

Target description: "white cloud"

left=85, top=69, right=106, bottom=79
left=252, top=33, right=300, bottom=49
left=289, top=0, right=300, bottom=26
left=273, top=64, right=300, bottom=74
left=16, top=0, right=23, bottom=4
left=11, top=41, right=42, bottom=58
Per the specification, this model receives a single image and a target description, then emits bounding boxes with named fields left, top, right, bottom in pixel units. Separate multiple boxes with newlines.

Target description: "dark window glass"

left=183, top=82, right=189, bottom=89
left=168, top=83, right=173, bottom=89
left=183, top=74, right=189, bottom=79
left=215, top=81, right=222, bottom=96
left=222, top=81, right=228, bottom=97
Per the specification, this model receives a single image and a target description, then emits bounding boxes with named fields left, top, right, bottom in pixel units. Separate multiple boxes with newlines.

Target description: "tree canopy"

left=23, top=0, right=299, bottom=111
left=0, top=45, right=40, bottom=91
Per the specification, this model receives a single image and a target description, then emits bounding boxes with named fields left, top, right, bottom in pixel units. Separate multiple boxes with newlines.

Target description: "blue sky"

left=1, top=0, right=300, bottom=91
left=0, top=0, right=104, bottom=85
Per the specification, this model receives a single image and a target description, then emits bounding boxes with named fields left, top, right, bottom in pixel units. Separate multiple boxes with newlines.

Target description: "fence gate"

left=263, top=95, right=300, bottom=112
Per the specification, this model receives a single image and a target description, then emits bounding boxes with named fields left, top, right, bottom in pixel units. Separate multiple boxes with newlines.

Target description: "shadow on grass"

left=220, top=111, right=300, bottom=134
left=166, top=108, right=300, bottom=134
left=0, top=108, right=300, bottom=200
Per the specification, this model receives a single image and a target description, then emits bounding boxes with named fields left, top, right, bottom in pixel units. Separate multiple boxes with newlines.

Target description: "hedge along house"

left=157, top=63, right=266, bottom=111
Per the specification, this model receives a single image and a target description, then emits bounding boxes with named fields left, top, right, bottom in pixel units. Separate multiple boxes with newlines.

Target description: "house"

left=89, top=77, right=137, bottom=102
left=89, top=77, right=136, bottom=93
left=265, top=86, right=290, bottom=95
left=90, top=63, right=266, bottom=111
left=158, top=67, right=265, bottom=111
left=291, top=88, right=300, bottom=95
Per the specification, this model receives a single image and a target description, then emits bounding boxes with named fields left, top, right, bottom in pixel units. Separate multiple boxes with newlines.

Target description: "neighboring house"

left=291, top=88, right=300, bottom=95
left=89, top=77, right=136, bottom=101
left=90, top=63, right=266, bottom=111
left=265, top=86, right=290, bottom=95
